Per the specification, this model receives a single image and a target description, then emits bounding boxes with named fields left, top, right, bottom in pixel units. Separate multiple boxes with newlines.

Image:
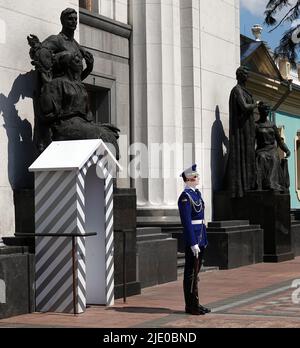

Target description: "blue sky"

left=240, top=0, right=293, bottom=51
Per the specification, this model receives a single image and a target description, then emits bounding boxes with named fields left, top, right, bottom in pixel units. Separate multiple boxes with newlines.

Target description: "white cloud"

left=241, top=0, right=299, bottom=22
left=291, top=19, right=300, bottom=28
left=240, top=0, right=269, bottom=17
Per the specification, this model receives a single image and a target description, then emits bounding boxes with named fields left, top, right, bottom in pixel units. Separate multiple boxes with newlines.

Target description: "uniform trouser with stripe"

left=183, top=247, right=204, bottom=309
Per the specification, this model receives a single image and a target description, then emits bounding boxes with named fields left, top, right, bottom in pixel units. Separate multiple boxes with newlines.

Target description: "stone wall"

left=0, top=0, right=79, bottom=238
left=79, top=8, right=131, bottom=188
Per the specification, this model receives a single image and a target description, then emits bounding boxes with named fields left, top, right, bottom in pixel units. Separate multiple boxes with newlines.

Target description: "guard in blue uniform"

left=178, top=164, right=211, bottom=315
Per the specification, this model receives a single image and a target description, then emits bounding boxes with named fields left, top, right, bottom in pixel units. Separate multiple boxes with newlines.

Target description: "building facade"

left=275, top=114, right=300, bottom=209
left=0, top=0, right=240, bottom=242
left=241, top=34, right=300, bottom=210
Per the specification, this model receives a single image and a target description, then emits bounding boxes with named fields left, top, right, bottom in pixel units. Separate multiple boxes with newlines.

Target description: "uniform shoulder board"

left=180, top=192, right=189, bottom=203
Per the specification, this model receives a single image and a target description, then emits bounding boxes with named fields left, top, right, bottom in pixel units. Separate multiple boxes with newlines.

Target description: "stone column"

left=130, top=0, right=183, bottom=210
left=198, top=0, right=240, bottom=219
left=129, top=0, right=240, bottom=219
left=180, top=0, right=240, bottom=220
left=180, top=0, right=202, bottom=177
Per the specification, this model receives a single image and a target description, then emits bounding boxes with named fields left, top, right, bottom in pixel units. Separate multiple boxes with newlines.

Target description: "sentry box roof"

left=29, top=139, right=122, bottom=172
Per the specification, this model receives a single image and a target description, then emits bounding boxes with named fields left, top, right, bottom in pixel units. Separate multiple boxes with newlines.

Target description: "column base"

left=0, top=246, right=35, bottom=319
left=214, top=191, right=294, bottom=262
left=205, top=221, right=264, bottom=270
left=114, top=281, right=141, bottom=299
left=263, top=251, right=294, bottom=263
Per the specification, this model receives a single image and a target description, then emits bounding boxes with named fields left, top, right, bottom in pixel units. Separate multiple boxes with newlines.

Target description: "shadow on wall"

left=0, top=70, right=41, bottom=190
left=210, top=105, right=229, bottom=193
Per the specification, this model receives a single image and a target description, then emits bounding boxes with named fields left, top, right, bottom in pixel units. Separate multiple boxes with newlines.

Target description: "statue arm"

left=42, top=35, right=61, bottom=53
left=235, top=87, right=257, bottom=114
left=40, top=81, right=62, bottom=123
left=79, top=47, right=94, bottom=81
left=274, top=125, right=291, bottom=158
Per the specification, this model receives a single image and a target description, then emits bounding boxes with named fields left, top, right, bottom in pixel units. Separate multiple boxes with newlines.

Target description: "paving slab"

left=0, top=257, right=300, bottom=328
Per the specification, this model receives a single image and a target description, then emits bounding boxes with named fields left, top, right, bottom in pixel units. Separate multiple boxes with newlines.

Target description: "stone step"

left=291, top=220, right=300, bottom=227
left=208, top=220, right=250, bottom=228
left=177, top=266, right=219, bottom=274
left=136, top=227, right=162, bottom=236
left=162, top=226, right=183, bottom=233
left=177, top=253, right=185, bottom=276
left=177, top=265, right=218, bottom=275
left=208, top=228, right=264, bottom=236
left=201, top=266, right=219, bottom=272
left=177, top=268, right=184, bottom=276
left=291, top=210, right=300, bottom=221
left=176, top=252, right=219, bottom=275
left=177, top=258, right=185, bottom=268
left=137, top=216, right=182, bottom=228
left=137, top=233, right=172, bottom=242
left=137, top=209, right=179, bottom=217
left=207, top=225, right=262, bottom=233
left=177, top=253, right=185, bottom=270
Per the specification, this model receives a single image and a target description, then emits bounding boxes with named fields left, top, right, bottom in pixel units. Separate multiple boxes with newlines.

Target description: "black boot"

left=185, top=293, right=206, bottom=315
left=185, top=306, right=206, bottom=315
left=198, top=304, right=211, bottom=313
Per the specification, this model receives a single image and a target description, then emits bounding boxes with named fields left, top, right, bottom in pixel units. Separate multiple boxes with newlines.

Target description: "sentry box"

left=29, top=139, right=122, bottom=314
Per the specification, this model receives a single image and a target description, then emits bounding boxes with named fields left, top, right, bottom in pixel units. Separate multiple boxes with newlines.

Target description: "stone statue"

left=27, top=8, right=120, bottom=158
left=227, top=66, right=259, bottom=198
left=255, top=102, right=290, bottom=191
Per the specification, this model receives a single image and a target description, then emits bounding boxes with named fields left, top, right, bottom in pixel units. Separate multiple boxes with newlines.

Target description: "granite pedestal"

left=3, top=190, right=35, bottom=253
left=291, top=215, right=300, bottom=257
left=291, top=209, right=300, bottom=257
left=136, top=227, right=177, bottom=288
left=137, top=210, right=180, bottom=288
left=205, top=221, right=264, bottom=269
left=0, top=246, right=35, bottom=319
left=113, top=188, right=141, bottom=298
left=214, top=191, right=294, bottom=262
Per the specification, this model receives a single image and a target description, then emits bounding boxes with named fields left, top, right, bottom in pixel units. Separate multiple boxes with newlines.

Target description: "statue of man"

left=27, top=8, right=120, bottom=158
left=42, top=7, right=94, bottom=81
left=227, top=66, right=260, bottom=198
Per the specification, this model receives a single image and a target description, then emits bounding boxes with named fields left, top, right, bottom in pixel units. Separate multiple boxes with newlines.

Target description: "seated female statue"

left=255, top=102, right=290, bottom=191
left=40, top=52, right=120, bottom=158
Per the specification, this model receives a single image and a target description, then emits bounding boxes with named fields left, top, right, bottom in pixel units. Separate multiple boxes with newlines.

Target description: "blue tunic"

left=178, top=188, right=208, bottom=248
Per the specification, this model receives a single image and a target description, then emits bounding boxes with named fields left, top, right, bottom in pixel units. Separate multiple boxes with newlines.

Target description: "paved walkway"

left=1, top=257, right=300, bottom=328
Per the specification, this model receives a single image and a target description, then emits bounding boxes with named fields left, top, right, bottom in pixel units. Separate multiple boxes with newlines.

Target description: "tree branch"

left=268, top=4, right=299, bottom=33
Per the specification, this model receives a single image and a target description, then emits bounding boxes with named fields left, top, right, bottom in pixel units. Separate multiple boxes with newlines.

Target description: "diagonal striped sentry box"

left=29, top=140, right=122, bottom=314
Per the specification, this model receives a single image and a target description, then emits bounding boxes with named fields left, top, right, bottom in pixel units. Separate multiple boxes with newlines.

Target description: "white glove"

left=191, top=244, right=200, bottom=259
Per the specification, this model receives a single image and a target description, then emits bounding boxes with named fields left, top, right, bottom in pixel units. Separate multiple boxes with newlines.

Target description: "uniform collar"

left=185, top=185, right=197, bottom=192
